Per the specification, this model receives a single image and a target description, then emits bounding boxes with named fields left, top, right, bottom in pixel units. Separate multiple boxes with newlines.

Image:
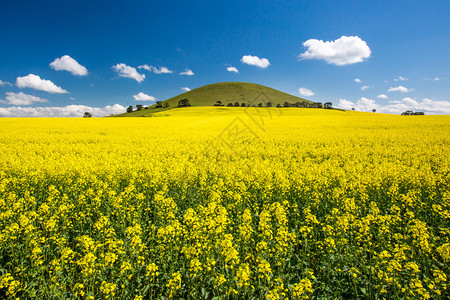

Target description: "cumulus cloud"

left=133, top=92, right=156, bottom=101
left=433, top=77, right=440, bottom=81
left=338, top=97, right=379, bottom=112
left=354, top=78, right=362, bottom=83
left=241, top=55, right=270, bottom=68
left=16, top=74, right=69, bottom=94
left=112, top=63, right=145, bottom=82
left=394, top=76, right=407, bottom=81
left=180, top=68, right=194, bottom=76
left=377, top=94, right=388, bottom=99
left=388, top=86, right=412, bottom=93
left=49, top=55, right=88, bottom=76
left=226, top=66, right=239, bottom=73
left=138, top=65, right=173, bottom=74
left=338, top=97, right=450, bottom=114
left=0, top=80, right=13, bottom=86
left=299, top=36, right=371, bottom=66
left=181, top=87, right=191, bottom=92
left=0, top=104, right=126, bottom=117
left=0, top=92, right=48, bottom=106
left=299, top=87, right=314, bottom=97
left=361, top=85, right=370, bottom=91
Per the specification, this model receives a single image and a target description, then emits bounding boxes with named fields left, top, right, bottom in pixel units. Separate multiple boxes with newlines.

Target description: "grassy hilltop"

left=113, top=82, right=314, bottom=117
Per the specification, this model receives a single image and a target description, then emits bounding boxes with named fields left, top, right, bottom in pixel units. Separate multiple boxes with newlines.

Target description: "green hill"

left=113, top=82, right=316, bottom=117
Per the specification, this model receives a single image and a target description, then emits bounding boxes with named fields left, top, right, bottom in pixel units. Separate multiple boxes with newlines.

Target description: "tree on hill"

left=258, top=103, right=263, bottom=107
left=241, top=103, right=246, bottom=107
left=126, top=106, right=134, bottom=113
left=136, top=104, right=143, bottom=111
left=324, top=102, right=332, bottom=109
left=155, top=101, right=163, bottom=108
left=178, top=99, right=191, bottom=107
left=277, top=104, right=282, bottom=108
left=83, top=112, right=92, bottom=118
left=266, top=102, right=272, bottom=107
left=315, top=102, right=323, bottom=108
left=227, top=103, right=233, bottom=107
left=163, top=102, right=169, bottom=108
left=234, top=102, right=240, bottom=107
left=372, top=109, right=376, bottom=113
left=214, top=100, right=224, bottom=106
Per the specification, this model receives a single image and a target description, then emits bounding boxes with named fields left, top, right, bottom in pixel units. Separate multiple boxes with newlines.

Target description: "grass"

left=113, top=82, right=314, bottom=117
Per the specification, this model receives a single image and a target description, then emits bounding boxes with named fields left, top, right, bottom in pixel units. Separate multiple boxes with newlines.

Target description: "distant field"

left=0, top=108, right=449, bottom=299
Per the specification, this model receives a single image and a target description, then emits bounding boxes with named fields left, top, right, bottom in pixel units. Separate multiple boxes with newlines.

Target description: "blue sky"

left=1, top=0, right=449, bottom=116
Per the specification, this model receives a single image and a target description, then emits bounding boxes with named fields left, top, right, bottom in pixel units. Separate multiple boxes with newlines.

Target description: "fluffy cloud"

left=394, top=76, right=407, bottom=81
left=180, top=68, right=194, bottom=76
left=49, top=55, right=88, bottom=76
left=112, top=63, right=145, bottom=82
left=226, top=66, right=239, bottom=73
left=299, top=87, right=314, bottom=97
left=338, top=97, right=379, bottom=111
left=433, top=77, right=440, bottom=81
left=0, top=80, right=12, bottom=86
left=388, top=86, right=412, bottom=93
left=338, top=97, right=450, bottom=114
left=133, top=92, right=156, bottom=101
left=241, top=55, right=270, bottom=68
left=354, top=78, right=361, bottom=83
left=16, top=74, right=69, bottom=94
left=361, top=85, right=370, bottom=91
left=181, top=87, right=191, bottom=92
left=0, top=92, right=48, bottom=105
left=299, top=36, right=371, bottom=66
left=138, top=65, right=173, bottom=74
left=0, top=104, right=126, bottom=117
left=377, top=94, right=388, bottom=99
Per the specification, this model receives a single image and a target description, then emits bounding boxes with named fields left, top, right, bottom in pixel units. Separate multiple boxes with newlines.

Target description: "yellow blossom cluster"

left=0, top=107, right=448, bottom=298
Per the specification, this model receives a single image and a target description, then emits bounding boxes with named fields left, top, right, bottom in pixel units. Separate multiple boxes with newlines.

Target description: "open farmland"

left=0, top=107, right=449, bottom=299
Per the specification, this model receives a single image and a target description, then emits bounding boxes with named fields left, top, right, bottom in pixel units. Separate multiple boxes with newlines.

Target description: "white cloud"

left=338, top=97, right=380, bottom=112
left=388, top=86, right=412, bottom=93
left=394, top=76, right=408, bottom=81
left=70, top=97, right=76, bottom=101
left=0, top=92, right=48, bottom=105
left=337, top=96, right=450, bottom=114
left=241, top=55, right=270, bottom=68
left=361, top=85, right=370, bottom=91
left=354, top=78, right=361, bottom=83
left=16, top=74, right=69, bottom=94
left=299, top=35, right=371, bottom=66
left=298, top=87, right=314, bottom=97
left=49, top=55, right=88, bottom=76
left=0, top=80, right=13, bottom=86
left=181, top=87, right=191, bottom=92
left=377, top=94, right=388, bottom=99
left=138, top=65, right=173, bottom=74
left=112, top=63, right=145, bottom=82
left=0, top=104, right=126, bottom=117
left=133, top=92, right=156, bottom=101
left=226, top=66, right=239, bottom=73
left=433, top=77, right=440, bottom=81
left=180, top=68, right=194, bottom=76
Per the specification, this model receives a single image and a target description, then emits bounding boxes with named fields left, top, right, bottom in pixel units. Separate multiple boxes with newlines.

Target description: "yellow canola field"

left=0, top=107, right=449, bottom=299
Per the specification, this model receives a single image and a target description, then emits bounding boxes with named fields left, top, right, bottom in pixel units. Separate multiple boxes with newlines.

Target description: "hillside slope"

left=114, top=82, right=315, bottom=117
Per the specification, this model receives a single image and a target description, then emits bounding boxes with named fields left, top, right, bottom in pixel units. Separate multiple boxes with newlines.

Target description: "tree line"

left=126, top=99, right=335, bottom=113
